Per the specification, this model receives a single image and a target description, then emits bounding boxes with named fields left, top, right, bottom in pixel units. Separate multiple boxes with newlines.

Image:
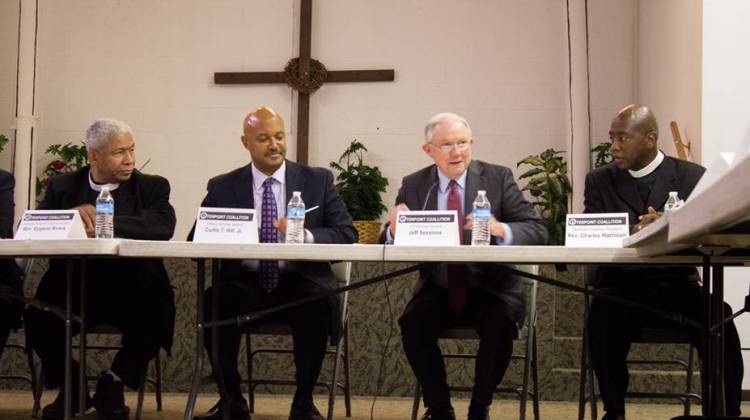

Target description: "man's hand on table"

left=632, top=206, right=661, bottom=234
left=73, top=204, right=96, bottom=238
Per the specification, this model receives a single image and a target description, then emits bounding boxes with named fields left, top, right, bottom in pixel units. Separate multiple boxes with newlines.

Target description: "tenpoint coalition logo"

left=23, top=214, right=32, bottom=221
left=399, top=215, right=407, bottom=223
left=568, top=218, right=577, bottom=226
left=199, top=212, right=208, bottom=220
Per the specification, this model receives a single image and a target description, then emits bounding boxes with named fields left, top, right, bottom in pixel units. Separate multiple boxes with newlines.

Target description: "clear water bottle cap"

left=668, top=191, right=678, bottom=197
left=478, top=190, right=486, bottom=195
left=293, top=191, right=301, bottom=196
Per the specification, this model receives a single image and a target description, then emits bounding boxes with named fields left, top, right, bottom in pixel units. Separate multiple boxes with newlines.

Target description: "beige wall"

left=588, top=0, right=636, bottom=147
left=0, top=1, right=19, bottom=171
left=34, top=0, right=296, bottom=238
left=31, top=0, right=573, bottom=240
left=577, top=0, right=636, bottom=213
left=23, top=0, right=652, bottom=239
left=636, top=0, right=702, bottom=163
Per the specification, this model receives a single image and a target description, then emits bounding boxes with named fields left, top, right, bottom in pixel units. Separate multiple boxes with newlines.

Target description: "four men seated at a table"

left=0, top=105, right=743, bottom=420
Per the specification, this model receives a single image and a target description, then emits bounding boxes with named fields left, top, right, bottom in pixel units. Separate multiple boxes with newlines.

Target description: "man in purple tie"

left=190, top=106, right=357, bottom=420
left=381, top=113, right=547, bottom=420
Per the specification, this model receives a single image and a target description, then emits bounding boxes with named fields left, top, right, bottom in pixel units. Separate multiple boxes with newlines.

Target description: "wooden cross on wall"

left=214, top=0, right=395, bottom=164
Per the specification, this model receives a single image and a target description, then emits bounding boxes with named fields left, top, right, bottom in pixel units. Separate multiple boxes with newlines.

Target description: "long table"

left=4, top=239, right=749, bottom=419
left=116, top=240, right=748, bottom=420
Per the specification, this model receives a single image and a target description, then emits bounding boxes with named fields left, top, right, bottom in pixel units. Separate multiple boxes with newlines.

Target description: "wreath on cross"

left=284, top=57, right=328, bottom=95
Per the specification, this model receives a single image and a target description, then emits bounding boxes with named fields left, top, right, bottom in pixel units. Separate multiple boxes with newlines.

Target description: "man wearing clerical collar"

left=74, top=121, right=134, bottom=236
left=583, top=105, right=743, bottom=420
left=25, top=118, right=177, bottom=420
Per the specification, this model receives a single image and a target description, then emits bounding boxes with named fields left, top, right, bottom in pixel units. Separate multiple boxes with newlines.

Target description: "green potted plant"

left=591, top=141, right=612, bottom=168
left=0, top=134, right=8, bottom=154
left=517, top=149, right=572, bottom=246
left=329, top=139, right=389, bottom=244
left=36, top=142, right=89, bottom=199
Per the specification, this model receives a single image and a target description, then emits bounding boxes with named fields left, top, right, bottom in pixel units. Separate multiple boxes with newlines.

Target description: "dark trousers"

left=0, top=308, right=19, bottom=359
left=0, top=259, right=23, bottom=359
left=399, top=283, right=518, bottom=408
left=588, top=285, right=744, bottom=417
left=0, top=302, right=22, bottom=359
left=204, top=272, right=330, bottom=402
left=25, top=262, right=164, bottom=391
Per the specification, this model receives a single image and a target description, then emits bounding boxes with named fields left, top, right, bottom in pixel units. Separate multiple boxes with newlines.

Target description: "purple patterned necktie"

left=259, top=178, right=279, bottom=292
left=446, top=180, right=467, bottom=313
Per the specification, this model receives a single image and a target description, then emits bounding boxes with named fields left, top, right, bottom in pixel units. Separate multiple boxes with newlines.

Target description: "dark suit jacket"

left=382, top=160, right=548, bottom=324
left=0, top=169, right=22, bottom=330
left=37, top=167, right=177, bottom=350
left=0, top=170, right=13, bottom=239
left=584, top=155, right=705, bottom=288
left=189, top=160, right=358, bottom=342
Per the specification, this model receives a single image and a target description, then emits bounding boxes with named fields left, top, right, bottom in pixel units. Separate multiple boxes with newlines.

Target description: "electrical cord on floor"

left=370, top=245, right=397, bottom=420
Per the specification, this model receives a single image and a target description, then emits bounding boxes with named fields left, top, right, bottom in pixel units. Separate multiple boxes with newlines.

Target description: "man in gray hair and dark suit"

left=382, top=113, right=547, bottom=420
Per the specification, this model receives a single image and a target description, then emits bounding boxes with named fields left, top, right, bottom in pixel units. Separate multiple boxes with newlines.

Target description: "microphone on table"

left=421, top=181, right=440, bottom=211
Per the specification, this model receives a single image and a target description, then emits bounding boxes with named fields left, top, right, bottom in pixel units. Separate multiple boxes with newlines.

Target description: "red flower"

left=50, top=160, right=66, bottom=170
left=43, top=177, right=50, bottom=188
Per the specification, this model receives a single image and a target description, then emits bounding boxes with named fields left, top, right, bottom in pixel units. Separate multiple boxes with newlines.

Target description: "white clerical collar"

left=88, top=170, right=120, bottom=192
left=251, top=161, right=286, bottom=192
left=628, top=150, right=664, bottom=179
left=436, top=168, right=467, bottom=193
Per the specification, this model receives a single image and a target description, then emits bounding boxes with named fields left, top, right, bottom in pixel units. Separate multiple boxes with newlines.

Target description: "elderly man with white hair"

left=381, top=113, right=547, bottom=420
left=25, top=118, right=176, bottom=420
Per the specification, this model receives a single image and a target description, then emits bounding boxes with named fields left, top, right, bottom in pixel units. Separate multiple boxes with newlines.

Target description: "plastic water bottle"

left=285, top=191, right=306, bottom=244
left=663, top=191, right=681, bottom=213
left=471, top=190, right=491, bottom=246
left=95, top=186, right=114, bottom=238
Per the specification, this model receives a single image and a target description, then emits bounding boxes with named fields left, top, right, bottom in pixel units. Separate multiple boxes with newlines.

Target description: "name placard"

left=14, top=210, right=87, bottom=240
left=394, top=210, right=461, bottom=246
left=193, top=207, right=259, bottom=244
left=565, top=213, right=629, bottom=247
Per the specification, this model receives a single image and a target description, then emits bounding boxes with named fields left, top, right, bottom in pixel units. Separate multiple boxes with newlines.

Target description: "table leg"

left=710, top=263, right=726, bottom=416
left=79, top=257, right=87, bottom=414
left=210, top=260, right=231, bottom=420
left=701, top=255, right=711, bottom=417
left=64, top=259, right=73, bottom=420
left=185, top=259, right=205, bottom=420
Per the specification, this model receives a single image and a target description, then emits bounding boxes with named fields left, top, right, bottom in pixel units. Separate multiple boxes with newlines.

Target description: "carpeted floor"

left=0, top=391, right=744, bottom=419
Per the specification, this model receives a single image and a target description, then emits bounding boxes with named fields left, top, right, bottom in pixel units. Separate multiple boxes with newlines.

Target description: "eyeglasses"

left=432, top=140, right=471, bottom=153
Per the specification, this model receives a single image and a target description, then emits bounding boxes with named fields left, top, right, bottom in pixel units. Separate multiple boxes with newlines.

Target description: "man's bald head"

left=243, top=106, right=283, bottom=133
left=613, top=104, right=659, bottom=139
left=608, top=104, right=659, bottom=171
left=241, top=106, right=287, bottom=176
